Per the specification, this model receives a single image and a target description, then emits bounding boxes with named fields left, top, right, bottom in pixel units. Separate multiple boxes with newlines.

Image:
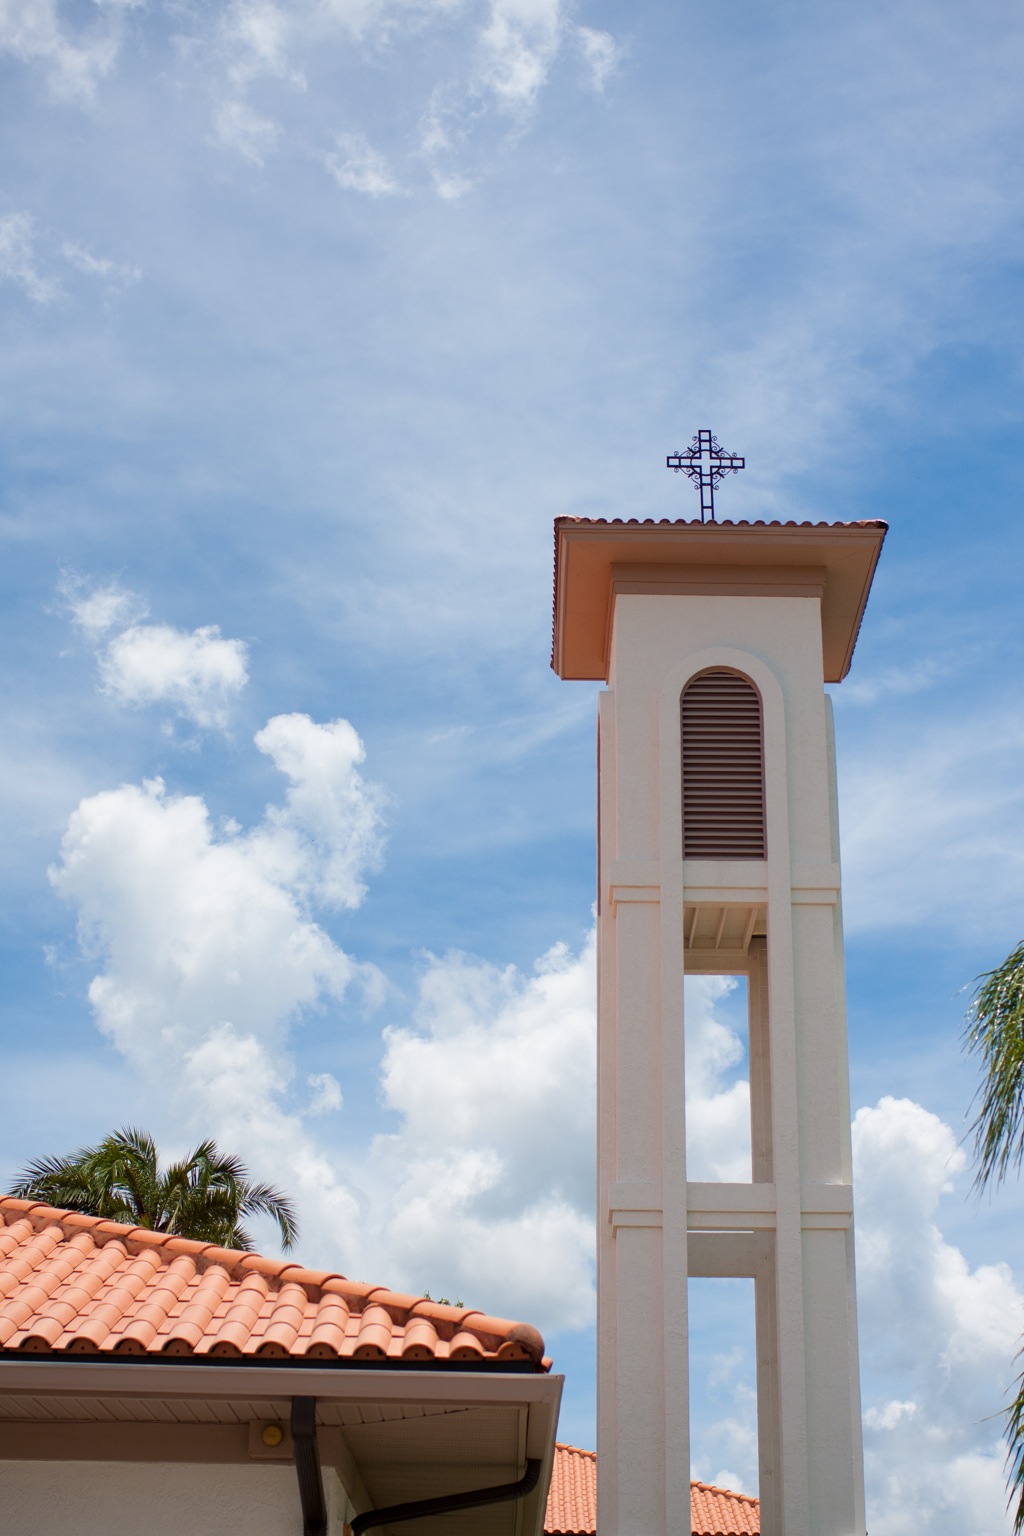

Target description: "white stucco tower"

left=552, top=512, right=886, bottom=1536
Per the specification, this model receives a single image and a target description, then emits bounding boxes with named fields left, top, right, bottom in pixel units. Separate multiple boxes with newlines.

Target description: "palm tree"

left=963, top=938, right=1024, bottom=1531
left=7, top=1126, right=298, bottom=1253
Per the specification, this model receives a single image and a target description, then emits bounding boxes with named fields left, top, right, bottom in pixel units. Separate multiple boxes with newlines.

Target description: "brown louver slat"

left=681, top=670, right=766, bottom=858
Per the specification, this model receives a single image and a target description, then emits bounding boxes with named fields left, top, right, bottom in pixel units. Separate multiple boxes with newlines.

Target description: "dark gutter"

left=351, top=1457, right=543, bottom=1535
left=291, top=1396, right=327, bottom=1536
left=0, top=1349, right=542, bottom=1373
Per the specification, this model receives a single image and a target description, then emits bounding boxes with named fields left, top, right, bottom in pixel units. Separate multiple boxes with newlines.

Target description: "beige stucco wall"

left=0, top=1460, right=348, bottom=1536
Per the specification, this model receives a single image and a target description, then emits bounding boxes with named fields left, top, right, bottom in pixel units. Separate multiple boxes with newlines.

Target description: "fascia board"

left=0, top=1357, right=562, bottom=1412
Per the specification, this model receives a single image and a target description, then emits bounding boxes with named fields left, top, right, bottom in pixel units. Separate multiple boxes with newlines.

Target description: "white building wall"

left=0, top=1460, right=348, bottom=1536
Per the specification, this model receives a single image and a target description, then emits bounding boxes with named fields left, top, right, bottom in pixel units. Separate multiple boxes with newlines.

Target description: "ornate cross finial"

left=667, top=429, right=745, bottom=522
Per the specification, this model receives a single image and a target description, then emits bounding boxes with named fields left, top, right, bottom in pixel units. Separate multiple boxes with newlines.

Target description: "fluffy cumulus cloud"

left=684, top=975, right=752, bottom=1182
left=100, top=625, right=249, bottom=729
left=62, top=575, right=146, bottom=640
left=854, top=1097, right=1022, bottom=1536
left=366, top=932, right=598, bottom=1328
left=47, top=692, right=599, bottom=1320
left=49, top=719, right=384, bottom=1066
left=674, top=983, right=1023, bottom=1530
left=48, top=710, right=386, bottom=1263
left=254, top=712, right=385, bottom=908
left=63, top=576, right=250, bottom=730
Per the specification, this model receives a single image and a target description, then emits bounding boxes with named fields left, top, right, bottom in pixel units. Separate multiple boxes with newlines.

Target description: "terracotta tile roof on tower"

left=554, top=515, right=888, bottom=530
left=0, top=1197, right=547, bottom=1366
left=543, top=1443, right=761, bottom=1536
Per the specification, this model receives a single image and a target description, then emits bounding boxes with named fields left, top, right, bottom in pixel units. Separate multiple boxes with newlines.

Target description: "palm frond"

left=1007, top=1354, right=1024, bottom=1533
left=6, top=1127, right=299, bottom=1254
left=8, top=1152, right=98, bottom=1210
left=963, top=940, right=1024, bottom=1191
left=238, top=1179, right=299, bottom=1251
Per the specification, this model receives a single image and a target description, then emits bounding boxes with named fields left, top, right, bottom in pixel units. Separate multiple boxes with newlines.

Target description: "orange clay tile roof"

left=0, top=1198, right=547, bottom=1367
left=689, top=1479, right=761, bottom=1536
left=545, top=1443, right=598, bottom=1534
left=544, top=1443, right=760, bottom=1536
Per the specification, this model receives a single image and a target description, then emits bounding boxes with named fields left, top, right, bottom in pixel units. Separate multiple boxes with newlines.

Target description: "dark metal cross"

left=667, top=429, right=745, bottom=522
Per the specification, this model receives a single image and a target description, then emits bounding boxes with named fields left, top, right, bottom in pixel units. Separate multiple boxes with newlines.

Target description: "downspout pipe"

left=291, top=1395, right=328, bottom=1536
left=351, top=1457, right=543, bottom=1535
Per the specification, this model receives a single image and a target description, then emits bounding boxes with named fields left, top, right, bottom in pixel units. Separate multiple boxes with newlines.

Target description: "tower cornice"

left=551, top=517, right=887, bottom=684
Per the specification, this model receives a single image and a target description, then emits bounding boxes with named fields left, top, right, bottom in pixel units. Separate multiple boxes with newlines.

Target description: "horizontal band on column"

left=684, top=1182, right=853, bottom=1232
left=609, top=1179, right=663, bottom=1232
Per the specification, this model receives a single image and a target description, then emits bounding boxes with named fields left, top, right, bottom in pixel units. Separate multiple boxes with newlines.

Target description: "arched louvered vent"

left=681, top=669, right=766, bottom=858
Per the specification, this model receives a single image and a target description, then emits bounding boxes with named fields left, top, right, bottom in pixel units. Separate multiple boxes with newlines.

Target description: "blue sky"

left=3, top=0, right=1024, bottom=1529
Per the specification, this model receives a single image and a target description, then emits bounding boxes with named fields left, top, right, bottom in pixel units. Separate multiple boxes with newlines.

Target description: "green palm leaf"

left=963, top=940, right=1024, bottom=1525
left=7, top=1127, right=298, bottom=1253
left=964, top=940, right=1024, bottom=1190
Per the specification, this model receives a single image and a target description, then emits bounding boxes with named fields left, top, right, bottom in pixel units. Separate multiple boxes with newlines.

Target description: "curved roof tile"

left=544, top=1443, right=761, bottom=1536
left=0, top=1197, right=547, bottom=1368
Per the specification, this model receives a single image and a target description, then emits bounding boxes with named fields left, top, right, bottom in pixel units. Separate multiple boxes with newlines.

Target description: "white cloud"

left=573, top=23, right=620, bottom=92
left=0, top=0, right=126, bottom=102
left=254, top=712, right=385, bottom=908
left=221, top=0, right=302, bottom=89
left=49, top=752, right=375, bottom=1066
left=693, top=1397, right=759, bottom=1495
left=0, top=212, right=60, bottom=304
left=864, top=1398, right=917, bottom=1433
left=837, top=706, right=1024, bottom=937
left=307, top=1071, right=343, bottom=1114
left=854, top=1096, right=1022, bottom=1536
left=203, top=0, right=619, bottom=191
left=61, top=575, right=147, bottom=640
left=47, top=713, right=386, bottom=1263
left=99, top=623, right=250, bottom=729
left=180, top=1023, right=363, bottom=1260
left=671, top=978, right=1024, bottom=1532
left=60, top=240, right=141, bottom=288
left=365, top=931, right=597, bottom=1328
left=478, top=0, right=563, bottom=112
left=325, top=132, right=400, bottom=197
left=61, top=577, right=252, bottom=731
left=0, top=219, right=140, bottom=305
left=684, top=975, right=752, bottom=1182
left=215, top=99, right=282, bottom=164
left=46, top=708, right=592, bottom=1319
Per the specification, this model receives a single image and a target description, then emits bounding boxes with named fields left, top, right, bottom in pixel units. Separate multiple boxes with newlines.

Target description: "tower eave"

left=550, top=517, right=888, bottom=685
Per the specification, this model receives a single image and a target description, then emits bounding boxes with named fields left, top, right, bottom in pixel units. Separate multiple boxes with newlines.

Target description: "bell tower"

left=551, top=494, right=886, bottom=1536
